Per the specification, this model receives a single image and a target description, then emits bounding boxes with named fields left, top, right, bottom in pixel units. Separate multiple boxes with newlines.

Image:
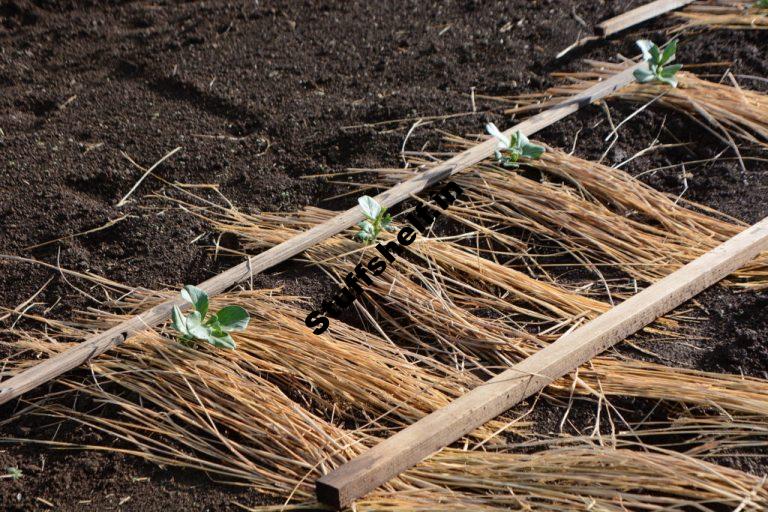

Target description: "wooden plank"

left=595, top=0, right=696, bottom=36
left=0, top=62, right=642, bottom=407
left=316, top=215, right=768, bottom=509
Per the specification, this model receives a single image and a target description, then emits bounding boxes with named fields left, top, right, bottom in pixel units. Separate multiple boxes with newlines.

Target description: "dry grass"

left=672, top=1, right=768, bottom=32
left=194, top=202, right=768, bottom=421
left=403, top=442, right=768, bottom=511
left=359, top=145, right=768, bottom=289
left=8, top=287, right=515, bottom=435
left=6, top=315, right=768, bottom=511
left=626, top=411, right=768, bottom=456
left=488, top=62, right=768, bottom=151
left=4, top=205, right=768, bottom=509
left=4, top=289, right=515, bottom=498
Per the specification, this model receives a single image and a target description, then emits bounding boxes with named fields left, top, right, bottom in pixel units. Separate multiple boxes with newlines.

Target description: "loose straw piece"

left=117, top=147, right=182, bottom=207
left=0, top=62, right=643, bottom=407
left=23, top=215, right=132, bottom=251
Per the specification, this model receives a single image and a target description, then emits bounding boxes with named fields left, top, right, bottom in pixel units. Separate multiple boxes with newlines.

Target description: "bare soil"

left=1, top=0, right=767, bottom=510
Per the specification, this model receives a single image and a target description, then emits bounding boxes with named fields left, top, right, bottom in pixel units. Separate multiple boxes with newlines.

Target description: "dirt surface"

left=1, top=0, right=767, bottom=510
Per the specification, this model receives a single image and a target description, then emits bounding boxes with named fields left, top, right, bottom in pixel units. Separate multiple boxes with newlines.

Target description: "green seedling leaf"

left=501, top=156, right=520, bottom=168
left=634, top=39, right=682, bottom=88
left=356, top=196, right=391, bottom=243
left=171, top=305, right=188, bottom=336
left=660, top=39, right=677, bottom=65
left=185, top=311, right=211, bottom=340
left=216, top=305, right=250, bottom=332
left=5, top=467, right=22, bottom=480
left=358, top=195, right=382, bottom=220
left=170, top=286, right=249, bottom=350
left=357, top=220, right=375, bottom=241
left=648, top=44, right=661, bottom=64
left=513, top=130, right=530, bottom=149
left=487, top=125, right=545, bottom=167
left=659, top=75, right=678, bottom=88
left=381, top=213, right=396, bottom=232
left=486, top=122, right=511, bottom=149
left=661, top=64, right=683, bottom=77
left=636, top=39, right=654, bottom=61
left=756, top=0, right=768, bottom=9
left=181, top=285, right=208, bottom=317
left=204, top=313, right=222, bottom=333
left=521, top=143, right=545, bottom=160
left=633, top=67, right=655, bottom=83
left=207, top=331, right=236, bottom=349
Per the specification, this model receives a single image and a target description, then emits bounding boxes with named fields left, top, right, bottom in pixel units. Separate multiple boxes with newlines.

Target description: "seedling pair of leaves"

left=634, top=39, right=682, bottom=87
left=357, top=195, right=395, bottom=243
left=3, top=467, right=22, bottom=480
left=355, top=126, right=543, bottom=243
left=486, top=123, right=545, bottom=168
left=171, top=285, right=249, bottom=349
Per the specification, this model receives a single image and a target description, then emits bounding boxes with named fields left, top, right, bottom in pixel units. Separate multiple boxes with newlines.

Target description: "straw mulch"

left=358, top=144, right=768, bottom=289
left=3, top=63, right=768, bottom=510
left=672, top=1, right=768, bottom=32
left=486, top=62, right=768, bottom=150
left=4, top=215, right=768, bottom=509
left=5, top=283, right=768, bottom=510
left=194, top=199, right=768, bottom=416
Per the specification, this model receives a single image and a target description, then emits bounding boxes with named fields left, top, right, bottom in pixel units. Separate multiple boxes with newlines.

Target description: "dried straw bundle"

left=8, top=319, right=370, bottom=498
left=361, top=146, right=768, bottom=289
left=8, top=288, right=512, bottom=438
left=193, top=204, right=622, bottom=359
left=628, top=412, right=768, bottom=456
left=5, top=290, right=522, bottom=499
left=402, top=442, right=768, bottom=511
left=8, top=323, right=767, bottom=511
left=672, top=1, right=768, bottom=32
left=196, top=203, right=768, bottom=421
left=4, top=219, right=767, bottom=509
left=489, top=61, right=768, bottom=149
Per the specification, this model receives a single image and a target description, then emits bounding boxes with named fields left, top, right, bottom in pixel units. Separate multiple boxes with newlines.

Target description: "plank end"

left=316, top=476, right=344, bottom=510
left=594, top=23, right=609, bottom=37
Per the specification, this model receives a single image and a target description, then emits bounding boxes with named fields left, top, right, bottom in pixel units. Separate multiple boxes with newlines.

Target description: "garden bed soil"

left=1, top=0, right=767, bottom=510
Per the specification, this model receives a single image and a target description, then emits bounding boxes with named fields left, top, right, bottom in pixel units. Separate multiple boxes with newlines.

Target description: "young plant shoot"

left=171, top=285, right=249, bottom=349
left=2, top=467, right=22, bottom=480
left=357, top=195, right=395, bottom=244
left=757, top=0, right=768, bottom=8
left=486, top=123, right=545, bottom=168
left=634, top=39, right=682, bottom=87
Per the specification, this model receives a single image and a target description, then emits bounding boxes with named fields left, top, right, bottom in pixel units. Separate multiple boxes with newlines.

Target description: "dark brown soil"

left=1, top=0, right=767, bottom=510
